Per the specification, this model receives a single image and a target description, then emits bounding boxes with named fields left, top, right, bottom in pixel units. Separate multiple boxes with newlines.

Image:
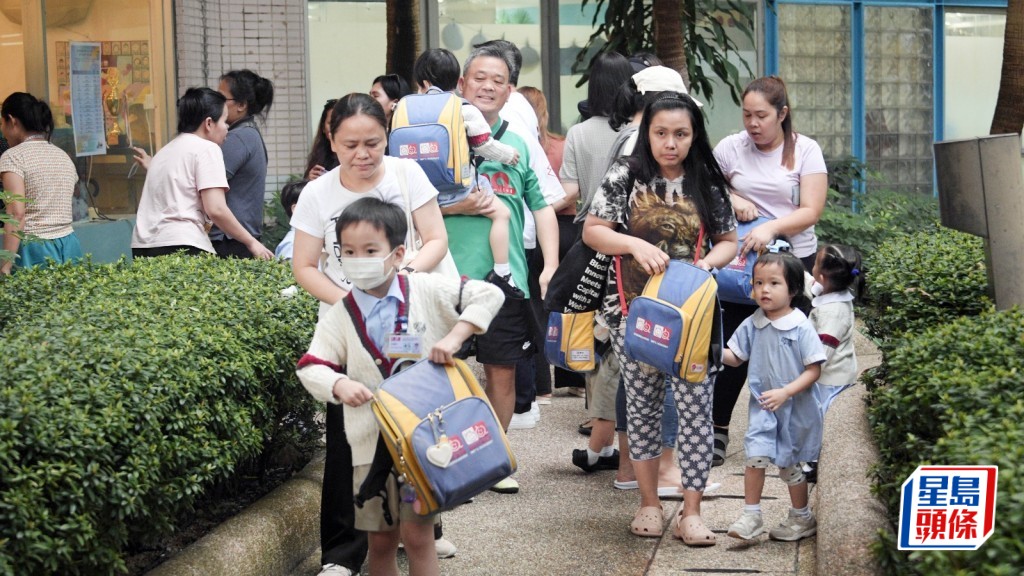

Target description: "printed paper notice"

left=69, top=42, right=106, bottom=157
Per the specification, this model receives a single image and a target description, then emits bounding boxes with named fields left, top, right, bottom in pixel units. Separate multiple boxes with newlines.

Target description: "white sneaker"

left=530, top=401, right=540, bottom=422
left=435, top=536, right=458, bottom=558
left=727, top=512, right=765, bottom=540
left=508, top=411, right=537, bottom=430
left=769, top=510, right=818, bottom=541
left=319, top=564, right=355, bottom=576
left=489, top=476, right=520, bottom=494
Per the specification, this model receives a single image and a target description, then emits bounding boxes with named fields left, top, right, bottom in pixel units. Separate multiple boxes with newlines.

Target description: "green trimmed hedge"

left=863, top=228, right=992, bottom=349
left=0, top=256, right=320, bottom=575
left=867, top=308, right=1024, bottom=575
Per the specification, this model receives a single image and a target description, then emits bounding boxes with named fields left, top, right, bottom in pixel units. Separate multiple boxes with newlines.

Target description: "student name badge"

left=385, top=333, right=422, bottom=359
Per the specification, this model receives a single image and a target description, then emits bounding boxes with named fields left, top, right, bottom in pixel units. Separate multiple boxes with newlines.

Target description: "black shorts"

left=472, top=294, right=534, bottom=365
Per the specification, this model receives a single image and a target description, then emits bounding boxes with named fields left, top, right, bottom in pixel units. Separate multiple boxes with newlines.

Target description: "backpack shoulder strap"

left=341, top=293, right=393, bottom=379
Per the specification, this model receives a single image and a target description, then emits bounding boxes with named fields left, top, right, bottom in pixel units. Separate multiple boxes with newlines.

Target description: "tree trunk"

left=653, top=0, right=690, bottom=85
left=386, top=0, right=421, bottom=84
left=991, top=0, right=1024, bottom=135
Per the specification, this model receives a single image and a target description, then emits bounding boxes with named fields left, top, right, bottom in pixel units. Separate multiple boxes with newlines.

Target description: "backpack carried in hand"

left=389, top=92, right=473, bottom=206
left=623, top=259, right=723, bottom=383
left=372, top=358, right=516, bottom=515
left=714, top=216, right=773, bottom=305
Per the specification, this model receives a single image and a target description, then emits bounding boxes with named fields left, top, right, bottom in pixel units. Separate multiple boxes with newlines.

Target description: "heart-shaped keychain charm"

left=426, top=439, right=453, bottom=468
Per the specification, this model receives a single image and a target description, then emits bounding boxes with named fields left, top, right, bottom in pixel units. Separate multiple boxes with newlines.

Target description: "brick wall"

left=174, top=0, right=309, bottom=197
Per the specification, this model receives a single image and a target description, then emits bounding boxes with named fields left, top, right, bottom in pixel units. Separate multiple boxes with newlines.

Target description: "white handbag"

left=394, top=161, right=460, bottom=279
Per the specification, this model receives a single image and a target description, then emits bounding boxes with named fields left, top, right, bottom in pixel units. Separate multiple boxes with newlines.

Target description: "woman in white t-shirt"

left=290, top=93, right=448, bottom=317
left=289, top=92, right=449, bottom=576
left=710, top=75, right=828, bottom=466
left=131, top=87, right=273, bottom=259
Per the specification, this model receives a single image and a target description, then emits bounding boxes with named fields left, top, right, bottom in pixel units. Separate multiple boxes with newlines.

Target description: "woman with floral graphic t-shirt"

left=583, top=93, right=736, bottom=546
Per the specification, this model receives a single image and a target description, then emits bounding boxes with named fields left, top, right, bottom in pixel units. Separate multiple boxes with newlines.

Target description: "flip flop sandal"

left=673, top=513, right=716, bottom=547
left=658, top=485, right=684, bottom=500
left=629, top=506, right=665, bottom=538
left=613, top=479, right=639, bottom=490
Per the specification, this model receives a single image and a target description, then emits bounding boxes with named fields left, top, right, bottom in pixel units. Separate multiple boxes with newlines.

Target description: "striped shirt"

left=0, top=140, right=78, bottom=239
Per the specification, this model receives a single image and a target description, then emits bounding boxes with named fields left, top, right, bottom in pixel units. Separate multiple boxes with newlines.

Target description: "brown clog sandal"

left=673, top=513, right=716, bottom=547
left=630, top=506, right=665, bottom=537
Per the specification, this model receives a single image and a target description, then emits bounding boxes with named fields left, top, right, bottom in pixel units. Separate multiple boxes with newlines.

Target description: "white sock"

left=792, top=505, right=812, bottom=519
left=598, top=445, right=615, bottom=457
left=586, top=447, right=602, bottom=465
left=493, top=263, right=511, bottom=277
left=744, top=504, right=762, bottom=516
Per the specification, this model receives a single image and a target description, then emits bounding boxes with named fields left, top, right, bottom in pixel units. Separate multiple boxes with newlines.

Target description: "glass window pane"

left=778, top=4, right=853, bottom=160
left=0, top=6, right=25, bottom=98
left=440, top=0, right=544, bottom=99
left=864, top=6, right=933, bottom=195
left=944, top=9, right=1005, bottom=139
left=45, top=0, right=156, bottom=217
left=308, top=2, right=387, bottom=135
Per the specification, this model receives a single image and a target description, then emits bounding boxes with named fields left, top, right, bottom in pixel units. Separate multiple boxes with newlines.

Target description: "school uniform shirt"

left=295, top=274, right=504, bottom=466
left=289, top=156, right=438, bottom=317
left=444, top=121, right=547, bottom=296
left=588, top=157, right=736, bottom=326
left=131, top=133, right=228, bottom=253
left=727, top=308, right=827, bottom=468
left=713, top=131, right=827, bottom=259
left=810, top=290, right=858, bottom=386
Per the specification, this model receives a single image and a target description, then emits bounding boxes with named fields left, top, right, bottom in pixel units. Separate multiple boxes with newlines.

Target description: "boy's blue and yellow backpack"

left=389, top=91, right=472, bottom=206
left=623, top=260, right=723, bottom=383
left=371, top=358, right=516, bottom=515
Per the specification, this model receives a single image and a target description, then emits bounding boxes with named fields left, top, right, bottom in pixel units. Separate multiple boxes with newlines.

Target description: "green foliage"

left=862, top=229, right=992, bottom=350
left=866, top=308, right=1024, bottom=575
left=0, top=256, right=320, bottom=575
left=575, top=0, right=754, bottom=105
left=261, top=189, right=290, bottom=253
left=816, top=156, right=941, bottom=259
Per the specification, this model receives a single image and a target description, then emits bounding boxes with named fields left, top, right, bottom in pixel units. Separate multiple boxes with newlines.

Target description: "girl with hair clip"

left=370, top=74, right=411, bottom=126
left=131, top=88, right=273, bottom=259
left=0, top=92, right=82, bottom=273
left=809, top=243, right=862, bottom=415
left=710, top=75, right=829, bottom=467
left=584, top=92, right=737, bottom=546
left=721, top=243, right=826, bottom=543
left=305, top=98, right=340, bottom=180
left=210, top=69, right=274, bottom=258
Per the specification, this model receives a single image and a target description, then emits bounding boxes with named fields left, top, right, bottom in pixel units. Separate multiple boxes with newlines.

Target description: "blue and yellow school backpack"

left=372, top=358, right=516, bottom=515
left=389, top=91, right=472, bottom=206
left=623, top=259, right=723, bottom=383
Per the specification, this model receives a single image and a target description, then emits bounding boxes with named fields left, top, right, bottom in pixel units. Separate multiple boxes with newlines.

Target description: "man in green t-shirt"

left=442, top=44, right=560, bottom=465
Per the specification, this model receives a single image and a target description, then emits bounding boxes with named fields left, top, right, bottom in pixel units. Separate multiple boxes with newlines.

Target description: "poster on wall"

left=69, top=41, right=106, bottom=157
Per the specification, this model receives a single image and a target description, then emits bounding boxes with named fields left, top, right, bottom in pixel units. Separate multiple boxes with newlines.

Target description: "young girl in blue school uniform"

left=721, top=243, right=827, bottom=542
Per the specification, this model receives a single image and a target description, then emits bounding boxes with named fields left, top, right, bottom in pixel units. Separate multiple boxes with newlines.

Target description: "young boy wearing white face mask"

left=296, top=197, right=504, bottom=576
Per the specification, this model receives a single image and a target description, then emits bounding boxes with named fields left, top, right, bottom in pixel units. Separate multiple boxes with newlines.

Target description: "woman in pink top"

left=709, top=75, right=828, bottom=466
left=131, top=88, right=273, bottom=259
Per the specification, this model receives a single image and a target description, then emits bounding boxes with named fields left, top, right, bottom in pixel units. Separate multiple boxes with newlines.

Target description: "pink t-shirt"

left=713, top=131, right=827, bottom=258
left=131, top=133, right=230, bottom=253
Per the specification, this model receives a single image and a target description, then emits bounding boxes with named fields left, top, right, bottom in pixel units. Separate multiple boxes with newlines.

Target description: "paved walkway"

left=296, top=375, right=818, bottom=575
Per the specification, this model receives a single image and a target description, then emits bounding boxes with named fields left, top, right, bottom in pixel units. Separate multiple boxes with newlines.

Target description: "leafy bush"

left=0, top=256, right=320, bottom=575
left=862, top=228, right=991, bottom=349
left=867, top=308, right=1024, bottom=575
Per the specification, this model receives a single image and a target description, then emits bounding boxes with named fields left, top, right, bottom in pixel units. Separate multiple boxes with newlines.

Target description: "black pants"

left=321, top=403, right=368, bottom=571
left=211, top=237, right=257, bottom=258
left=711, top=253, right=817, bottom=427
left=514, top=248, right=549, bottom=413
left=132, top=245, right=206, bottom=258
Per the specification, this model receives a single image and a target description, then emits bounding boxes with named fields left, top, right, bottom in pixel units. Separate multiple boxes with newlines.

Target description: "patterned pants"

left=612, top=324, right=714, bottom=492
